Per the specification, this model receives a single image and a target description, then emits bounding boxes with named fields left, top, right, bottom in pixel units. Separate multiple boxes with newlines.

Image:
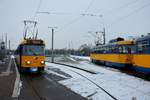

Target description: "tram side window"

left=102, top=47, right=105, bottom=53
left=111, top=47, right=115, bottom=53
left=122, top=45, right=135, bottom=54
left=93, top=50, right=95, bottom=53
left=114, top=46, right=119, bottom=53
left=118, top=46, right=123, bottom=53
left=123, top=46, right=129, bottom=53
left=108, top=46, right=111, bottom=53
left=109, top=47, right=112, bottom=53
left=126, top=45, right=135, bottom=54
left=95, top=48, right=98, bottom=53
left=14, top=46, right=20, bottom=55
left=103, top=47, right=107, bottom=53
left=130, top=46, right=136, bottom=54
left=94, top=48, right=96, bottom=53
left=98, top=47, right=102, bottom=53
left=90, top=49, right=94, bottom=53
left=108, top=47, right=111, bottom=53
left=96, top=48, right=99, bottom=53
left=137, top=41, right=149, bottom=53
left=98, top=48, right=102, bottom=53
left=105, top=47, right=109, bottom=53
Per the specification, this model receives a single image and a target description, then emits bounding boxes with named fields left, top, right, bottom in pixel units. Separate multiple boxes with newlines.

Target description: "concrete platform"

left=0, top=57, right=16, bottom=100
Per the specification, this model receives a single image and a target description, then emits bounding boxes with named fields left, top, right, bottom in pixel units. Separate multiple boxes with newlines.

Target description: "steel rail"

left=52, top=62, right=117, bottom=100
left=53, top=62, right=97, bottom=74
left=25, top=76, right=46, bottom=100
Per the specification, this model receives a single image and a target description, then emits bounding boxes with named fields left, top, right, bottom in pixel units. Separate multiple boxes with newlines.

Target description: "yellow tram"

left=15, top=39, right=45, bottom=72
left=90, top=38, right=134, bottom=68
left=132, top=35, right=150, bottom=73
left=91, top=35, right=150, bottom=74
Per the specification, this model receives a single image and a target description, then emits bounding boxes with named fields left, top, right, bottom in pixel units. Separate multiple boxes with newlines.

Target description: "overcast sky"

left=0, top=0, right=150, bottom=49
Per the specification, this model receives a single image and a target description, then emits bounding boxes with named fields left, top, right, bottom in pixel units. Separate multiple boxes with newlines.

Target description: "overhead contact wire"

left=108, top=1, right=150, bottom=28
left=33, top=0, right=42, bottom=20
left=57, top=0, right=95, bottom=32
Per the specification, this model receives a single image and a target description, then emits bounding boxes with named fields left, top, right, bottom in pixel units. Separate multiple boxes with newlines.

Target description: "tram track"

left=50, top=62, right=118, bottom=100
left=21, top=74, right=46, bottom=100
left=53, top=62, right=97, bottom=74
left=120, top=69, right=150, bottom=81
left=21, top=72, right=87, bottom=100
left=93, top=62, right=150, bottom=81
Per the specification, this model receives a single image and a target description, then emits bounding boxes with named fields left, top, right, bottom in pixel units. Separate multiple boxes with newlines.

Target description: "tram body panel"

left=90, top=54, right=132, bottom=64
left=21, top=56, right=45, bottom=67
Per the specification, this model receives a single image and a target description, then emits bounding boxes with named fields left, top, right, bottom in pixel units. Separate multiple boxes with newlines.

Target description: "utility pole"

left=9, top=40, right=10, bottom=50
left=5, top=34, right=7, bottom=56
left=5, top=34, right=7, bottom=49
left=48, top=27, right=57, bottom=63
left=8, top=40, right=10, bottom=56
left=103, top=28, right=106, bottom=44
left=2, top=34, right=3, bottom=42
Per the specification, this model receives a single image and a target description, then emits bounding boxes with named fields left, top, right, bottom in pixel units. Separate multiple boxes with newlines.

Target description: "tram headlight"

left=41, top=61, right=45, bottom=64
left=26, top=61, right=31, bottom=64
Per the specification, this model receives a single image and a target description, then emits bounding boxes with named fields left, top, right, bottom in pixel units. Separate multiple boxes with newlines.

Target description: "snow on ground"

left=45, top=62, right=92, bottom=79
left=45, top=56, right=150, bottom=100
left=59, top=70, right=150, bottom=100
left=45, top=62, right=114, bottom=100
left=58, top=57, right=117, bottom=74
left=60, top=76, right=114, bottom=100
left=70, top=55, right=90, bottom=61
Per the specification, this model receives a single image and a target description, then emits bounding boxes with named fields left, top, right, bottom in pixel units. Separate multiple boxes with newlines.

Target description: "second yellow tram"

left=90, top=39, right=134, bottom=68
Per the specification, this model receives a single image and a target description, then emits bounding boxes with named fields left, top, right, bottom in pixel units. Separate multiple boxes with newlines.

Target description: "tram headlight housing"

left=41, top=61, right=45, bottom=64
left=26, top=61, right=31, bottom=64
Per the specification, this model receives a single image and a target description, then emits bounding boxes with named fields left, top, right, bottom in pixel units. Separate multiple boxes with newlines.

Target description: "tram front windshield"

left=23, top=45, right=44, bottom=56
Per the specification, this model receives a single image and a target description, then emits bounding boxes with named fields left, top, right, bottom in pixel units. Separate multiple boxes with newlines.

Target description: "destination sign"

left=27, top=40, right=43, bottom=44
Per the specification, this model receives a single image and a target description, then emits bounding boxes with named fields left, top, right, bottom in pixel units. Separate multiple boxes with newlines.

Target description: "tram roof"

left=92, top=40, right=134, bottom=49
left=136, top=35, right=150, bottom=41
left=116, top=40, right=134, bottom=45
left=20, top=39, right=45, bottom=45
